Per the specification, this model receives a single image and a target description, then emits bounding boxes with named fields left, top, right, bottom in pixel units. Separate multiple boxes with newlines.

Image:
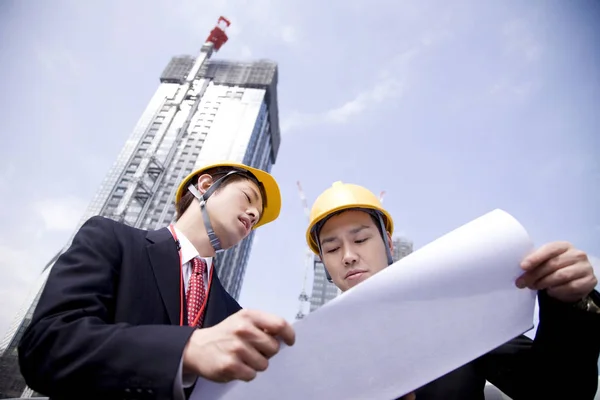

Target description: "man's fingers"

left=234, top=321, right=281, bottom=358
left=214, top=351, right=259, bottom=383
left=252, top=331, right=281, bottom=358
left=274, top=323, right=296, bottom=346
left=238, top=344, right=270, bottom=374
left=546, top=275, right=597, bottom=303
left=528, top=264, right=590, bottom=291
left=521, top=241, right=571, bottom=271
left=230, top=361, right=258, bottom=382
left=226, top=338, right=269, bottom=377
left=246, top=310, right=296, bottom=346
left=517, top=251, right=578, bottom=288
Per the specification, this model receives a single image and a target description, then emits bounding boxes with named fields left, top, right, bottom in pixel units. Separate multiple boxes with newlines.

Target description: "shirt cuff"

left=173, top=356, right=198, bottom=400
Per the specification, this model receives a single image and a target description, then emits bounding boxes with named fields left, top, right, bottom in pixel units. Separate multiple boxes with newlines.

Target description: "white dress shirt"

left=174, top=226, right=213, bottom=293
left=172, top=226, right=214, bottom=399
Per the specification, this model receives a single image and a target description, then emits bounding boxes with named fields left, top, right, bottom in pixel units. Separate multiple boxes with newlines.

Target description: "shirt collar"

left=173, top=226, right=213, bottom=268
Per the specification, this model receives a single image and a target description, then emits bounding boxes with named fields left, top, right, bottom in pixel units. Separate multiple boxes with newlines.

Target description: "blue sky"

left=0, top=0, right=598, bottom=336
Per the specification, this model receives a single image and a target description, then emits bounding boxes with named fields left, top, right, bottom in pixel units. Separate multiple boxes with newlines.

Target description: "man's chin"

left=345, top=273, right=369, bottom=289
left=220, top=231, right=248, bottom=249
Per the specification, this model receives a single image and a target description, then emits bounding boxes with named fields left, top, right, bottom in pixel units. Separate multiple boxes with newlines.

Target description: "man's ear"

left=387, top=232, right=393, bottom=252
left=196, top=174, right=214, bottom=195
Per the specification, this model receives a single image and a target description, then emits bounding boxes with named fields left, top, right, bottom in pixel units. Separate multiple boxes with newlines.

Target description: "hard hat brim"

left=305, top=204, right=393, bottom=255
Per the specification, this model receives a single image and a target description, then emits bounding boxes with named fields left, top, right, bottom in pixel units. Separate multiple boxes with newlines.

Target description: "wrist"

left=182, top=328, right=211, bottom=376
left=182, top=330, right=198, bottom=375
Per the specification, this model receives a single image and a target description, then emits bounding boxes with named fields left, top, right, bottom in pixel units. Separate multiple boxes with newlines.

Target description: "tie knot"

left=192, top=257, right=206, bottom=275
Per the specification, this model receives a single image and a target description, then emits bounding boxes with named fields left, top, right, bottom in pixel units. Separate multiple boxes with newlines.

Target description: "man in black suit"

left=306, top=181, right=600, bottom=400
left=18, top=161, right=296, bottom=400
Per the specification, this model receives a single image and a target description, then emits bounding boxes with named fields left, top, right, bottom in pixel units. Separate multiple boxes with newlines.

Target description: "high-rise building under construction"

left=0, top=17, right=282, bottom=398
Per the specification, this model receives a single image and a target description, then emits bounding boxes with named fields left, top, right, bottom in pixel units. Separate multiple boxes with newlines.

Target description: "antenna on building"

left=295, top=180, right=313, bottom=320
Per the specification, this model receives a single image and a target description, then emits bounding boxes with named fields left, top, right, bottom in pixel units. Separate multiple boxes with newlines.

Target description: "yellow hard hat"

left=175, top=161, right=281, bottom=229
left=306, top=181, right=394, bottom=255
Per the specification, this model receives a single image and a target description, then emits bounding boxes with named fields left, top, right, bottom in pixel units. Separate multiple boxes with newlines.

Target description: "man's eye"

left=244, top=193, right=251, bottom=202
left=355, top=238, right=369, bottom=244
left=326, top=247, right=339, bottom=254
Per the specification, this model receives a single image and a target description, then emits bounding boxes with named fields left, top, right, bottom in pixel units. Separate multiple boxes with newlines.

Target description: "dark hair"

left=174, top=167, right=263, bottom=220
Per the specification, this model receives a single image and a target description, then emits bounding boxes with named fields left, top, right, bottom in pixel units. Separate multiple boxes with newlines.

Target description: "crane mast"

left=295, top=181, right=313, bottom=320
left=111, top=16, right=232, bottom=225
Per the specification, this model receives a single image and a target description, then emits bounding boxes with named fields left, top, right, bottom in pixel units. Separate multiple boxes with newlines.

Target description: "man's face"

left=199, top=175, right=264, bottom=249
left=318, top=210, right=390, bottom=292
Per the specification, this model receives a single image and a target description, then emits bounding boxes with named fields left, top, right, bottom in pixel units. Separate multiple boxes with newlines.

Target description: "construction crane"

left=205, top=16, right=231, bottom=51
left=112, top=16, right=232, bottom=225
left=295, top=181, right=313, bottom=320
left=379, top=190, right=386, bottom=204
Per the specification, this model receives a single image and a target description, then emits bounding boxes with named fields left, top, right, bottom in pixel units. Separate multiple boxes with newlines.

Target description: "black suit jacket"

left=411, top=290, right=600, bottom=400
left=18, top=216, right=242, bottom=400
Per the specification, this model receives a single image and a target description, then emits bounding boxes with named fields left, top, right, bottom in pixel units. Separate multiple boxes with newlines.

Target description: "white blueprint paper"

left=191, top=209, right=537, bottom=400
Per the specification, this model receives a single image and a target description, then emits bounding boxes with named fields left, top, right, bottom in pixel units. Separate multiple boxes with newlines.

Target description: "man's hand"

left=182, top=309, right=296, bottom=383
left=516, top=241, right=597, bottom=303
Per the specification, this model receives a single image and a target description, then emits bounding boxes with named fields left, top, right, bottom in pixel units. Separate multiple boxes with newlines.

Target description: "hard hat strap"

left=376, top=214, right=394, bottom=266
left=188, top=184, right=224, bottom=252
left=200, top=170, right=243, bottom=202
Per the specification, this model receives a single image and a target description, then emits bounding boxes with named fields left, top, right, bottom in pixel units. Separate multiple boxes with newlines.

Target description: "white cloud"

left=0, top=245, right=47, bottom=341
left=489, top=79, right=542, bottom=101
left=0, top=196, right=87, bottom=337
left=281, top=76, right=405, bottom=132
left=502, top=18, right=543, bottom=63
left=34, top=196, right=88, bottom=232
left=280, top=25, right=298, bottom=44
left=324, top=77, right=405, bottom=124
left=420, top=29, right=453, bottom=47
left=535, top=153, right=597, bottom=184
left=281, top=47, right=418, bottom=134
left=0, top=162, right=16, bottom=189
left=33, top=42, right=82, bottom=77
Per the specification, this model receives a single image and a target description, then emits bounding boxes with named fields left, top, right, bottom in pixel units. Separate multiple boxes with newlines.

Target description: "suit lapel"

left=147, top=227, right=181, bottom=325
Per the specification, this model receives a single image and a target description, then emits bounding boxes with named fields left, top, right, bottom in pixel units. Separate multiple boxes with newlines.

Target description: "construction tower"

left=295, top=181, right=313, bottom=320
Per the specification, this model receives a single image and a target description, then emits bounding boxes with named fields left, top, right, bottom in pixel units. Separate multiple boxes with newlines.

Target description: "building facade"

left=309, top=255, right=341, bottom=312
left=0, top=41, right=281, bottom=398
left=392, top=237, right=414, bottom=261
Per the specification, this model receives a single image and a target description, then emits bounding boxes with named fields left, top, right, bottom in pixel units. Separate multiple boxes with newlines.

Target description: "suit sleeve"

left=477, top=290, right=600, bottom=400
left=18, top=216, right=196, bottom=399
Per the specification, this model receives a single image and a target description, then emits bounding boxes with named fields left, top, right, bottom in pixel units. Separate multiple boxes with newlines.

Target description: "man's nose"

left=342, top=246, right=358, bottom=266
left=246, top=207, right=259, bottom=225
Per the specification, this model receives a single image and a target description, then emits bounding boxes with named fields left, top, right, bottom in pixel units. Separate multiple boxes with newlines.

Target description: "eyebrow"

left=320, top=225, right=371, bottom=246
